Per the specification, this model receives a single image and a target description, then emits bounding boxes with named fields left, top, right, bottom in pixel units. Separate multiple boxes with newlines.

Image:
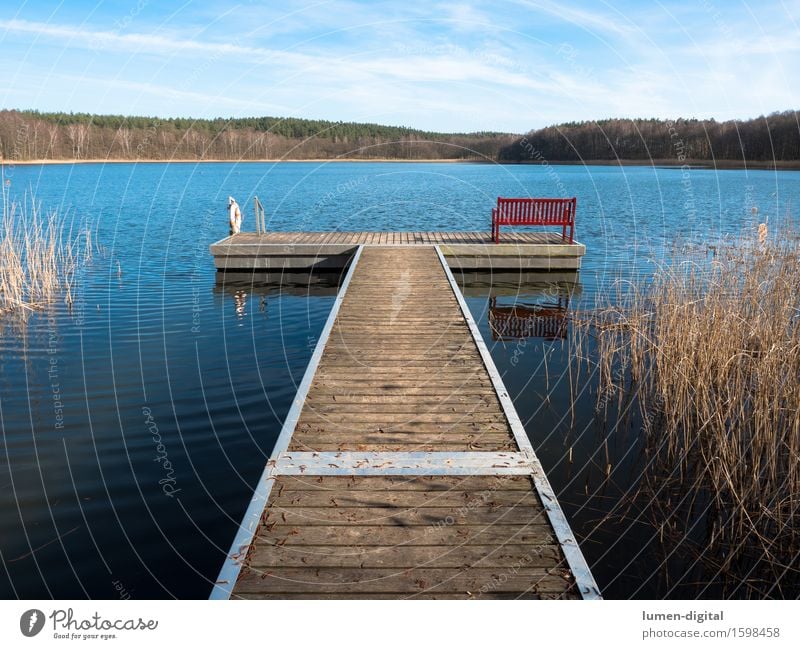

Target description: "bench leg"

left=562, top=224, right=566, bottom=241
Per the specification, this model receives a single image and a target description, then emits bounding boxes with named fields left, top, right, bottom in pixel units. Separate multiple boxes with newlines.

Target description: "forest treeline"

left=0, top=110, right=512, bottom=161
left=0, top=109, right=797, bottom=163
left=501, top=112, right=800, bottom=163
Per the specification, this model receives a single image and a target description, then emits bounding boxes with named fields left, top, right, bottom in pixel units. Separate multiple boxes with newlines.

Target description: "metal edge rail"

left=207, top=234, right=234, bottom=255
left=434, top=245, right=602, bottom=601
left=208, top=245, right=364, bottom=600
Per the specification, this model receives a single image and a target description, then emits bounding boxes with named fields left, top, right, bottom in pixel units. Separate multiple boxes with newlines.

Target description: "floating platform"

left=210, top=231, right=586, bottom=272
left=210, top=245, right=599, bottom=600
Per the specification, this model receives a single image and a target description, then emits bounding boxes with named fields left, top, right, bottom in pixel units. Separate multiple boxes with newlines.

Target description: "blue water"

left=1, top=162, right=798, bottom=599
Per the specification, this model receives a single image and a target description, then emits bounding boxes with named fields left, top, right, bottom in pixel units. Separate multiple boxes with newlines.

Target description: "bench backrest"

left=495, top=197, right=576, bottom=224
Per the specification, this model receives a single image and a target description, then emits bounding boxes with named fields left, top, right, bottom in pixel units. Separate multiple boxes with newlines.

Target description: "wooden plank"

left=305, top=394, right=499, bottom=404
left=252, top=523, right=556, bottom=546
left=273, top=475, right=535, bottom=491
left=287, top=442, right=519, bottom=452
left=297, top=414, right=509, bottom=425
left=236, top=592, right=559, bottom=600
left=319, top=353, right=482, bottom=362
left=233, top=567, right=574, bottom=595
left=248, top=544, right=564, bottom=569
left=289, top=430, right=512, bottom=441
left=269, top=489, right=540, bottom=508
left=301, top=403, right=499, bottom=414
left=288, top=433, right=513, bottom=446
left=293, top=421, right=508, bottom=431
left=257, top=524, right=557, bottom=547
left=263, top=506, right=546, bottom=526
left=304, top=381, right=496, bottom=389
left=305, top=387, right=499, bottom=395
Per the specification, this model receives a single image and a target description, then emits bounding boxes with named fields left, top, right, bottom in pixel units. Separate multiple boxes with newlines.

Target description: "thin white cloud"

left=435, top=2, right=495, bottom=31
left=701, top=33, right=800, bottom=57
left=508, top=0, right=635, bottom=38
left=0, top=18, right=314, bottom=66
left=0, top=19, right=407, bottom=93
left=355, top=54, right=549, bottom=89
left=0, top=17, right=573, bottom=96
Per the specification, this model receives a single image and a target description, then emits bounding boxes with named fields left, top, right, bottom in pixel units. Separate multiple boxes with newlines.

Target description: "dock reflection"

left=214, top=271, right=345, bottom=319
left=214, top=271, right=344, bottom=298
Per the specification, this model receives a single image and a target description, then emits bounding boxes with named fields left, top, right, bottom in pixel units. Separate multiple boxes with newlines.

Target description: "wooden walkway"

left=227, top=231, right=568, bottom=245
left=211, top=246, right=599, bottom=600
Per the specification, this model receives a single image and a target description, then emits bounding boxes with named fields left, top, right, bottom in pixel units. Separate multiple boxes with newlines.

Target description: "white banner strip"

left=1, top=600, right=796, bottom=647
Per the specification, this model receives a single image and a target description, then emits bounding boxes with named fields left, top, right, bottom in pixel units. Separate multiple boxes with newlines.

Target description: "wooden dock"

left=210, top=231, right=586, bottom=272
left=210, top=245, right=599, bottom=599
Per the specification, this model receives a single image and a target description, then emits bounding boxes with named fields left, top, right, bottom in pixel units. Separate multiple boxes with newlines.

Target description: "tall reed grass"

left=573, top=221, right=800, bottom=593
left=1, top=186, right=92, bottom=316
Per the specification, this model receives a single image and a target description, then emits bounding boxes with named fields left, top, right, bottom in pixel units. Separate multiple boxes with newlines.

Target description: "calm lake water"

left=1, top=161, right=798, bottom=599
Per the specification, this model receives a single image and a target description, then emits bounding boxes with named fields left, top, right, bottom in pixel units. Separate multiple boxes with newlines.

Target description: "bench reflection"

left=454, top=270, right=578, bottom=342
left=488, top=295, right=569, bottom=341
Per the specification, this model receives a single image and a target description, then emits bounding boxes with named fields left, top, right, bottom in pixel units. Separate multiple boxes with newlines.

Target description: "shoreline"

left=3, top=158, right=483, bottom=166
left=3, top=158, right=799, bottom=170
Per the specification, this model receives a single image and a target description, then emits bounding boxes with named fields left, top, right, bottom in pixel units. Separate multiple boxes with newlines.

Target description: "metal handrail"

left=253, top=196, right=266, bottom=233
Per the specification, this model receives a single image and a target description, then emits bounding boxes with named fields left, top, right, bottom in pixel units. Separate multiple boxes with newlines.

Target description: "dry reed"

left=573, top=220, right=800, bottom=590
left=1, top=188, right=92, bottom=317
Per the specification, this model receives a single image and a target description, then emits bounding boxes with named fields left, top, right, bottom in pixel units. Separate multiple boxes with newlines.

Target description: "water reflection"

left=456, top=271, right=579, bottom=342
left=233, top=290, right=247, bottom=318
left=488, top=295, right=569, bottom=341
left=457, top=270, right=581, bottom=296
left=213, top=271, right=343, bottom=298
left=214, top=270, right=345, bottom=319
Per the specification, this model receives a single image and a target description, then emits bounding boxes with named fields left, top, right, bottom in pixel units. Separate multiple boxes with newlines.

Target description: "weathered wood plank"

left=234, top=567, right=574, bottom=595
left=235, top=592, right=559, bottom=599
left=269, top=489, right=540, bottom=508
left=273, top=475, right=535, bottom=491
left=289, top=433, right=514, bottom=445
left=287, top=442, right=518, bottom=452
left=253, top=523, right=556, bottom=547
left=248, top=544, right=563, bottom=569
left=295, top=422, right=511, bottom=434
left=302, top=391, right=494, bottom=402
left=298, top=412, right=508, bottom=424
left=263, top=506, right=546, bottom=526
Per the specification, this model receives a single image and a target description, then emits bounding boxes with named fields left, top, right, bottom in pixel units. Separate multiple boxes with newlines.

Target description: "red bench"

left=491, top=197, right=576, bottom=244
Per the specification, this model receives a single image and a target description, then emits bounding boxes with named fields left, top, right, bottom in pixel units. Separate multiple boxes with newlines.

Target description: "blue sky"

left=1, top=0, right=797, bottom=132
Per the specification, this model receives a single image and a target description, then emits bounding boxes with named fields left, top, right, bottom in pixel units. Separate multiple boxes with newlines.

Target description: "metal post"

left=253, top=197, right=260, bottom=234
left=253, top=196, right=266, bottom=234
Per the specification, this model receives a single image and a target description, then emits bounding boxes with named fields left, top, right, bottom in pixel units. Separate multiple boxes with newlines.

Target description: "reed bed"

left=0, top=189, right=92, bottom=317
left=572, top=223, right=800, bottom=593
